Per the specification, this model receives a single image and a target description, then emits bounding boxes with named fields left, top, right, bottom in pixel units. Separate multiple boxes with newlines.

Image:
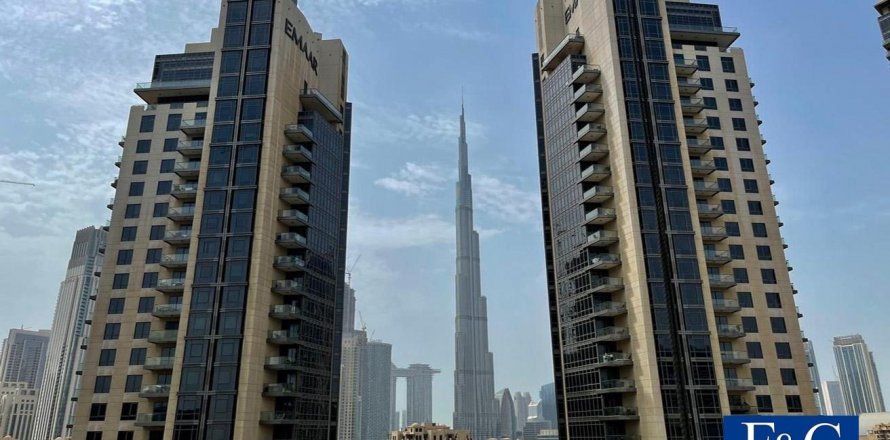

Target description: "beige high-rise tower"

left=71, top=1, right=352, bottom=439
left=532, top=1, right=816, bottom=439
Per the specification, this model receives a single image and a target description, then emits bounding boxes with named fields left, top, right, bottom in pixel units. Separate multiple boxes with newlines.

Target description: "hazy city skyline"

left=0, top=0, right=888, bottom=426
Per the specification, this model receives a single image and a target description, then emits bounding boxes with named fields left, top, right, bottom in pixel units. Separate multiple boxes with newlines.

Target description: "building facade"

left=834, top=335, right=886, bottom=414
left=514, top=391, right=532, bottom=434
left=0, top=328, right=51, bottom=389
left=524, top=401, right=553, bottom=440
left=338, top=330, right=367, bottom=440
left=453, top=106, right=498, bottom=440
left=532, top=1, right=817, bottom=439
left=392, top=364, right=441, bottom=427
left=0, top=382, right=39, bottom=440
left=876, top=0, right=890, bottom=61
left=804, top=340, right=825, bottom=414
left=390, top=423, right=471, bottom=440
left=538, top=383, right=556, bottom=427
left=496, top=388, right=517, bottom=439
left=823, top=380, right=848, bottom=416
left=71, top=1, right=352, bottom=439
left=362, top=341, right=392, bottom=440
left=33, top=226, right=107, bottom=440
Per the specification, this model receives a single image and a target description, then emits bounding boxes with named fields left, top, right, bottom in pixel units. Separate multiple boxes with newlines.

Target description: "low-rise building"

left=391, top=423, right=471, bottom=440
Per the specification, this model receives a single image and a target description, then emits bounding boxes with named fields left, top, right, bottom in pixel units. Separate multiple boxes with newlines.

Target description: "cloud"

left=374, top=162, right=450, bottom=196
left=473, top=175, right=541, bottom=225
left=412, top=21, right=495, bottom=42
left=348, top=208, right=452, bottom=251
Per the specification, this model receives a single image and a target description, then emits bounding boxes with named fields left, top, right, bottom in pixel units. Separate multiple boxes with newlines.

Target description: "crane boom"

left=0, top=179, right=36, bottom=187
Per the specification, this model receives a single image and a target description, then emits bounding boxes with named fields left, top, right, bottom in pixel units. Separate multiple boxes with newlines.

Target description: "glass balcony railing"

left=721, top=351, right=750, bottom=363
left=174, top=162, right=201, bottom=174
left=144, top=357, right=175, bottom=369
left=717, top=324, right=745, bottom=338
left=160, top=254, right=189, bottom=266
left=148, top=330, right=178, bottom=344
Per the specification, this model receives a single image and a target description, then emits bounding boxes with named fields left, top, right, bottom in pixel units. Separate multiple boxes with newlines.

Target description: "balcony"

left=580, top=164, right=611, bottom=182
left=259, top=411, right=300, bottom=425
left=160, top=254, right=189, bottom=269
left=704, top=250, right=731, bottom=266
left=282, top=165, right=312, bottom=184
left=588, top=254, right=621, bottom=270
left=683, top=118, right=709, bottom=134
left=156, top=279, right=185, bottom=293
left=674, top=58, right=699, bottom=76
left=283, top=144, right=313, bottom=163
left=143, top=356, right=175, bottom=371
left=115, top=156, right=122, bottom=168
left=111, top=178, right=118, bottom=188
left=592, top=301, right=627, bottom=318
left=717, top=324, right=746, bottom=340
left=167, top=206, right=195, bottom=223
left=265, top=356, right=300, bottom=371
left=585, top=208, right=617, bottom=225
left=541, top=34, right=585, bottom=71
left=721, top=351, right=751, bottom=365
left=577, top=123, right=607, bottom=143
left=268, top=330, right=300, bottom=345
left=598, top=379, right=635, bottom=394
left=593, top=352, right=633, bottom=368
left=300, top=88, right=343, bottom=123
left=171, top=183, right=198, bottom=200
left=697, top=204, right=723, bottom=220
left=163, top=230, right=192, bottom=246
left=278, top=209, right=309, bottom=227
left=280, top=187, right=311, bottom=205
left=285, top=124, right=315, bottom=144
left=726, top=378, right=756, bottom=391
left=152, top=304, right=183, bottom=319
left=592, top=326, right=629, bottom=343
left=139, top=384, right=171, bottom=399
left=179, top=119, right=207, bottom=136
left=264, top=383, right=302, bottom=398
left=274, top=256, right=307, bottom=272
left=690, top=159, right=716, bottom=176
left=579, top=143, right=609, bottom=161
left=588, top=277, right=624, bottom=294
left=694, top=181, right=720, bottom=197
left=600, top=407, right=639, bottom=420
left=677, top=77, right=703, bottom=95
left=107, top=198, right=115, bottom=210
left=573, top=64, right=601, bottom=83
left=272, top=279, right=307, bottom=296
left=574, top=84, right=603, bottom=103
left=270, top=304, right=301, bottom=320
left=680, top=98, right=705, bottom=115
left=587, top=230, right=619, bottom=247
left=712, top=298, right=741, bottom=314
left=700, top=226, right=727, bottom=242
left=134, top=79, right=211, bottom=105
left=708, top=274, right=737, bottom=289
left=177, top=140, right=204, bottom=157
left=581, top=186, right=613, bottom=204
left=730, top=401, right=753, bottom=414
left=173, top=161, right=201, bottom=178
left=687, top=139, right=714, bottom=155
left=276, top=233, right=307, bottom=249
left=134, top=413, right=167, bottom=428
left=669, top=24, right=741, bottom=48
left=576, top=103, right=605, bottom=122
left=148, top=330, right=178, bottom=344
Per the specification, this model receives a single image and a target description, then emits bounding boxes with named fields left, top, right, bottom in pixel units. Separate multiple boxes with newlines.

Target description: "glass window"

left=725, top=79, right=740, bottom=92
left=89, top=403, right=107, bottom=421
left=98, top=349, right=116, bottom=366
left=721, top=57, right=736, bottom=73
left=156, top=180, right=172, bottom=195
left=112, top=273, right=129, bottom=289
left=729, top=245, right=744, bottom=260
left=751, top=368, right=768, bottom=385
left=765, top=292, right=782, bottom=308
left=237, top=145, right=259, bottom=164
left=756, top=395, right=773, bottom=413
left=218, top=77, right=239, bottom=97
left=752, top=223, right=768, bottom=237
left=706, top=116, right=721, bottom=129
left=736, top=138, right=751, bottom=151
left=117, top=431, right=134, bottom=440
left=703, top=97, right=717, bottom=109
left=163, top=138, right=178, bottom=152
left=132, top=160, right=148, bottom=175
left=133, top=322, right=151, bottom=339
left=732, top=118, right=747, bottom=131
left=129, top=348, right=146, bottom=365
left=717, top=178, right=732, bottom=192
left=720, top=199, right=736, bottom=214
left=141, top=272, right=158, bottom=288
left=252, top=0, right=273, bottom=21
left=756, top=246, right=772, bottom=261
left=696, top=55, right=711, bottom=71
left=223, top=25, right=245, bottom=47
left=241, top=98, right=265, bottom=121
left=124, top=204, right=140, bottom=219
left=136, top=139, right=151, bottom=153
left=748, top=201, right=763, bottom=215
left=776, top=342, right=792, bottom=359
left=728, top=98, right=743, bottom=111
left=780, top=368, right=797, bottom=386
left=124, top=375, right=142, bottom=392
left=153, top=203, right=168, bottom=218
left=700, top=77, right=714, bottom=90
left=710, top=136, right=725, bottom=149
left=137, top=297, right=155, bottom=313
left=770, top=317, right=787, bottom=333
left=741, top=316, right=758, bottom=333
left=239, top=122, right=262, bottom=141
left=103, top=323, right=120, bottom=340
left=149, top=225, right=166, bottom=241
left=739, top=158, right=755, bottom=172
left=108, top=298, right=125, bottom=314
left=246, top=49, right=269, bottom=72
left=761, top=269, right=777, bottom=284
left=725, top=222, right=740, bottom=237
left=139, top=115, right=155, bottom=133
left=733, top=268, right=749, bottom=283
left=747, top=342, right=763, bottom=359
left=129, top=182, right=144, bottom=196
left=714, top=157, right=728, bottom=171
left=166, top=114, right=182, bottom=131
left=743, top=179, right=759, bottom=193
left=786, top=395, right=803, bottom=413
left=117, top=249, right=133, bottom=265
left=737, top=292, right=753, bottom=307
left=146, top=248, right=162, bottom=264
left=220, top=51, right=242, bottom=74
left=243, top=74, right=266, bottom=95
left=120, top=403, right=138, bottom=421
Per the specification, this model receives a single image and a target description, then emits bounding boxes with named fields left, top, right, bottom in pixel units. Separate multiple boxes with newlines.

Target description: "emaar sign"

left=724, top=416, right=859, bottom=440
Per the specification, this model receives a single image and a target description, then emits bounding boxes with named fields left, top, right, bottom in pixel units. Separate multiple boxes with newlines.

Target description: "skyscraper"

left=804, top=340, right=825, bottom=414
left=532, top=1, right=817, bottom=438
left=453, top=105, right=498, bottom=440
left=392, top=364, right=441, bottom=426
left=513, top=391, right=532, bottom=434
left=0, top=328, right=51, bottom=389
left=0, top=382, right=39, bottom=440
left=33, top=226, right=106, bottom=440
left=495, top=388, right=517, bottom=439
left=833, top=335, right=886, bottom=414
left=362, top=340, right=393, bottom=440
left=72, top=0, right=352, bottom=438
left=876, top=0, right=890, bottom=61
left=538, top=383, right=556, bottom=427
left=823, top=380, right=848, bottom=416
left=339, top=330, right=367, bottom=440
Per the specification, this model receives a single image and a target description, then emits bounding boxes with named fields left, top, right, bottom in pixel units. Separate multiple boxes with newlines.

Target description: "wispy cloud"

left=474, top=175, right=541, bottom=225
left=354, top=104, right=485, bottom=149
left=374, top=162, right=450, bottom=196
left=412, top=21, right=496, bottom=42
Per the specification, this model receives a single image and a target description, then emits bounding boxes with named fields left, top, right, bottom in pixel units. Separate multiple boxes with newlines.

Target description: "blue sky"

left=0, top=0, right=887, bottom=424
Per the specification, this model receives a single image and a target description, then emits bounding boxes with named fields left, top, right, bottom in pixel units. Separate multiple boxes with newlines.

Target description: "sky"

left=0, top=0, right=887, bottom=425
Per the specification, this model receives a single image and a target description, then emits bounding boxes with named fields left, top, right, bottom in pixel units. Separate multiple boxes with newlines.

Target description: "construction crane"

left=345, top=253, right=361, bottom=285
left=0, top=179, right=35, bottom=187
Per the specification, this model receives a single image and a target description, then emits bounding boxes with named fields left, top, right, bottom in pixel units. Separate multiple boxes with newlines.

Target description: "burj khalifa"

left=453, top=105, right=498, bottom=440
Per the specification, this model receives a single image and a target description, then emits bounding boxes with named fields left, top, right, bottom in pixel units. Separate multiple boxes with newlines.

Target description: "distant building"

left=392, top=364, right=440, bottom=427
left=876, top=0, right=890, bottom=61
left=0, top=382, right=38, bottom=440
left=496, top=388, right=517, bottom=439
left=523, top=401, right=552, bottom=440
left=860, top=413, right=890, bottom=440
left=391, top=422, right=471, bottom=440
left=804, top=340, right=825, bottom=414
left=537, top=429, right=559, bottom=440
left=513, top=391, right=531, bottom=434
left=824, top=380, right=849, bottom=416
left=865, top=423, right=890, bottom=440
left=363, top=341, right=393, bottom=440
left=0, top=328, right=51, bottom=389
left=538, top=383, right=556, bottom=426
left=834, top=335, right=886, bottom=414
left=33, top=226, right=106, bottom=440
left=339, top=330, right=368, bottom=440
